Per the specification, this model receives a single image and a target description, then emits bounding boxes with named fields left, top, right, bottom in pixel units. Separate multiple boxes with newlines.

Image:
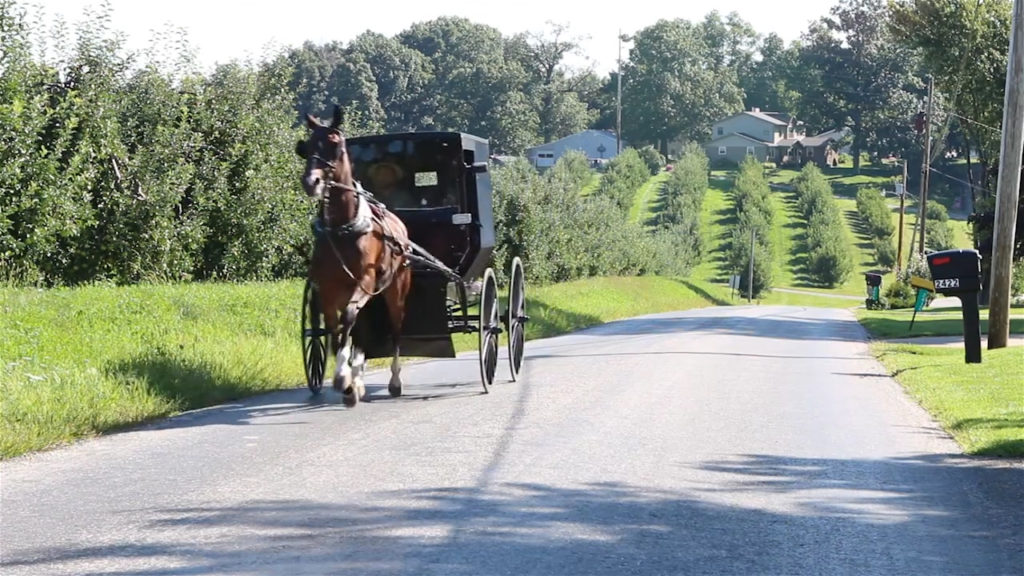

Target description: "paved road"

left=2, top=306, right=1021, bottom=575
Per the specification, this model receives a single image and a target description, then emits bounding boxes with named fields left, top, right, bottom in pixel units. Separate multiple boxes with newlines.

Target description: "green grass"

left=872, top=343, right=1024, bottom=455
left=699, top=167, right=885, bottom=300
left=628, top=172, right=670, bottom=226
left=856, top=307, right=1024, bottom=339
left=579, top=172, right=602, bottom=196
left=1, top=275, right=725, bottom=459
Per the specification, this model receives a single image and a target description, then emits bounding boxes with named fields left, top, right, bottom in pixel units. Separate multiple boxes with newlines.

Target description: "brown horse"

left=296, top=105, right=412, bottom=407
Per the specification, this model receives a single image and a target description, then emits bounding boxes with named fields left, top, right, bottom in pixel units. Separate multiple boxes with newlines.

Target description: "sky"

left=27, top=0, right=836, bottom=74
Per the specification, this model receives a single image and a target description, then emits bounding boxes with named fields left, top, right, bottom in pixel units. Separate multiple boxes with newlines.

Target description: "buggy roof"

left=347, top=131, right=488, bottom=149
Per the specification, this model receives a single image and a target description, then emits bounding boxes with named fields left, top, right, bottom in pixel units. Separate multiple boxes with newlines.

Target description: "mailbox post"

left=926, top=249, right=983, bottom=364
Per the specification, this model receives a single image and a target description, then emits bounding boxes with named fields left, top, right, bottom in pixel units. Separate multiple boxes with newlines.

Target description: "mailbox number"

left=935, top=278, right=960, bottom=290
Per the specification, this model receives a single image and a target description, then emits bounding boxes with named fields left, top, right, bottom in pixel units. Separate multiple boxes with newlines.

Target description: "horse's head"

left=295, top=104, right=350, bottom=199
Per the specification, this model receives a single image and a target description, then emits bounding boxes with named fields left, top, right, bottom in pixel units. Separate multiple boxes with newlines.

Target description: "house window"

left=717, top=127, right=723, bottom=136
left=807, top=148, right=814, bottom=158
left=718, top=146, right=727, bottom=156
left=746, top=146, right=755, bottom=156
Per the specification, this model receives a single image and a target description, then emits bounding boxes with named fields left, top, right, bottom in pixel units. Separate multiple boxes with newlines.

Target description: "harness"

left=309, top=147, right=409, bottom=297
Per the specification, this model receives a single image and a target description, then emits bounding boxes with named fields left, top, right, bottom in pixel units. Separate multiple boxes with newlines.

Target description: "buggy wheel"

left=506, top=257, right=527, bottom=381
left=302, top=279, right=328, bottom=394
left=479, top=268, right=500, bottom=393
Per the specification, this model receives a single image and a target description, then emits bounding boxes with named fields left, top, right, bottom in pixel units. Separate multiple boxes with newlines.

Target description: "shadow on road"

left=5, top=455, right=1020, bottom=575
left=579, top=308, right=867, bottom=343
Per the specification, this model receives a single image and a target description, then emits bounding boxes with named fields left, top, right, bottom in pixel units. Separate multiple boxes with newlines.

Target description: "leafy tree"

left=622, top=18, right=744, bottom=155
left=742, top=33, right=802, bottom=112
left=508, top=22, right=595, bottom=143
left=345, top=32, right=435, bottom=132
left=796, top=0, right=923, bottom=166
left=398, top=17, right=531, bottom=152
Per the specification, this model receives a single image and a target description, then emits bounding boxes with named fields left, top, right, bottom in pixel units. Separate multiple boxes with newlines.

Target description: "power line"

left=928, top=166, right=994, bottom=196
left=946, top=111, right=1003, bottom=135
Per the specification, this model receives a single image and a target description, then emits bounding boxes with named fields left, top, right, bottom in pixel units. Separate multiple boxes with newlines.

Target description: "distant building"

left=525, top=130, right=624, bottom=168
left=703, top=107, right=847, bottom=168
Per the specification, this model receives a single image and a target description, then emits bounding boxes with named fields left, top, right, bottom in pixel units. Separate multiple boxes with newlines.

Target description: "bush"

left=793, top=164, right=854, bottom=286
left=491, top=155, right=696, bottom=285
left=856, top=188, right=895, bottom=240
left=1012, top=259, right=1024, bottom=300
left=873, top=237, right=897, bottom=270
left=638, top=145, right=666, bottom=176
left=727, top=158, right=775, bottom=297
left=596, top=148, right=650, bottom=212
left=926, top=219, right=956, bottom=251
left=884, top=280, right=917, bottom=309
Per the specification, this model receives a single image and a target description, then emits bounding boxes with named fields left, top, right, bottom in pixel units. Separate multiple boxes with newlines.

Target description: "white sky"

left=26, top=0, right=835, bottom=74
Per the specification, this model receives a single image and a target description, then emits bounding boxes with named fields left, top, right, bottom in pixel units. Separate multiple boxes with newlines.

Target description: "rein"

left=311, top=149, right=409, bottom=297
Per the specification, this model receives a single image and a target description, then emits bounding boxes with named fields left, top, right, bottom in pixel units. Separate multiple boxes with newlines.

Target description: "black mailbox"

left=925, top=248, right=983, bottom=364
left=926, top=249, right=982, bottom=294
left=864, top=273, right=882, bottom=287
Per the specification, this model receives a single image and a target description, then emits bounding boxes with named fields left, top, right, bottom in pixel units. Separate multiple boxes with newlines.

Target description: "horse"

left=295, top=104, right=412, bottom=407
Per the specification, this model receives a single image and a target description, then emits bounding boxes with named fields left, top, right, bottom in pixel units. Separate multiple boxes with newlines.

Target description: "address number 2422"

left=935, top=278, right=960, bottom=290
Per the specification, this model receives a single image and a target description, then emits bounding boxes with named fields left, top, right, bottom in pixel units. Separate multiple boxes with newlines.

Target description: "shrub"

left=873, top=237, right=897, bottom=270
left=856, top=188, right=895, bottom=240
left=884, top=280, right=917, bottom=309
left=596, top=148, right=650, bottom=212
left=638, top=145, right=666, bottom=176
left=793, top=164, right=855, bottom=286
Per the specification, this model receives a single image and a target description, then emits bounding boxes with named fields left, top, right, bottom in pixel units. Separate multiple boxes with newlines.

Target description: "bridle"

left=305, top=128, right=408, bottom=297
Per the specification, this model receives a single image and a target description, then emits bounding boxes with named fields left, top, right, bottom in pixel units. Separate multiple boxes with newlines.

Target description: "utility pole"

left=896, top=159, right=908, bottom=276
left=918, top=75, right=934, bottom=255
left=614, top=29, right=622, bottom=154
left=748, top=228, right=755, bottom=303
left=616, top=31, right=628, bottom=155
left=988, top=0, right=1024, bottom=350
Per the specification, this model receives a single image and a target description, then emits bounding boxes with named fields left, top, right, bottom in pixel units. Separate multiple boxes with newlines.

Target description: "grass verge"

left=871, top=343, right=1023, bottom=456
left=1, top=275, right=723, bottom=459
left=857, top=307, right=1024, bottom=339
left=628, top=172, right=670, bottom=226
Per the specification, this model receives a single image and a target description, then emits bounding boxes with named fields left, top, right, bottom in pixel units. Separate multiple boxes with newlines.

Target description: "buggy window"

left=349, top=138, right=463, bottom=209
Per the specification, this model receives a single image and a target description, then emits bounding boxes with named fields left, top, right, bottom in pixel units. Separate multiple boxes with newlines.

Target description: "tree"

left=507, top=22, right=595, bottom=143
left=797, top=0, right=924, bottom=166
left=888, top=0, right=1020, bottom=280
left=622, top=18, right=744, bottom=155
left=345, top=31, right=434, bottom=132
left=741, top=33, right=802, bottom=112
left=398, top=17, right=532, bottom=152
left=281, top=42, right=385, bottom=134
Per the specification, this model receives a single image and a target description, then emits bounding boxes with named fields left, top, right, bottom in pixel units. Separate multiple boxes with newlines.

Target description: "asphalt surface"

left=2, top=305, right=1022, bottom=575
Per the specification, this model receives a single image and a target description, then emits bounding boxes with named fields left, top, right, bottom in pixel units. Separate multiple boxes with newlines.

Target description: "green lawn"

left=857, top=307, right=1024, bottom=339
left=580, top=172, right=602, bottom=196
left=0, top=275, right=726, bottom=459
left=872, top=343, right=1024, bottom=455
left=628, top=172, right=671, bottom=226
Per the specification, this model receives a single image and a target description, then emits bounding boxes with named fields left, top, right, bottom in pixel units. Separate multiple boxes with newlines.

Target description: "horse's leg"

left=333, top=301, right=361, bottom=406
left=350, top=318, right=366, bottom=400
left=386, top=264, right=412, bottom=397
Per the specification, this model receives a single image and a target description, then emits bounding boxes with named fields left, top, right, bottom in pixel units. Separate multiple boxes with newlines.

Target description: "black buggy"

left=301, top=131, right=527, bottom=395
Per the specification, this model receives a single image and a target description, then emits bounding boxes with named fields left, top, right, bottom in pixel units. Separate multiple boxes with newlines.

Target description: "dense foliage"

left=727, top=157, right=775, bottom=297
left=2, top=0, right=1019, bottom=289
left=855, top=188, right=897, bottom=271
left=793, top=164, right=854, bottom=286
left=491, top=151, right=697, bottom=285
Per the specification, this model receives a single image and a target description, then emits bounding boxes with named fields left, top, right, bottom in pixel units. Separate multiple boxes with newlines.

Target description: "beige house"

left=703, top=108, right=845, bottom=167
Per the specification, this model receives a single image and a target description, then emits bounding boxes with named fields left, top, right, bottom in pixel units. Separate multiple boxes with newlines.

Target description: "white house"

left=525, top=130, right=624, bottom=168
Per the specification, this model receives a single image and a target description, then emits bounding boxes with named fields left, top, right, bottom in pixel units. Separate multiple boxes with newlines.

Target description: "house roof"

left=525, top=129, right=618, bottom=152
left=801, top=128, right=848, bottom=147
left=775, top=138, right=801, bottom=148
left=706, top=132, right=771, bottom=146
left=713, top=110, right=789, bottom=128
